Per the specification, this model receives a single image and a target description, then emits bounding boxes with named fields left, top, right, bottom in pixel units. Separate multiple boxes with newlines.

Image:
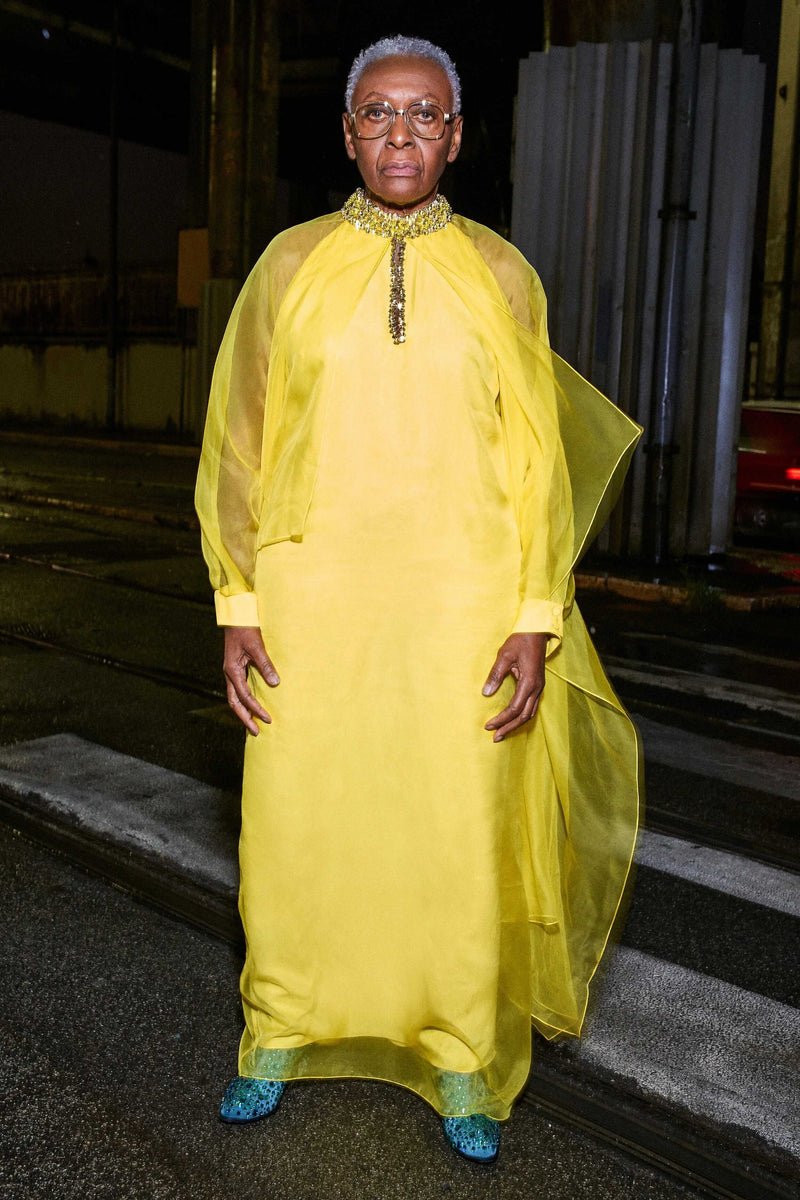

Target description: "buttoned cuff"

left=510, top=598, right=564, bottom=644
left=214, top=590, right=260, bottom=626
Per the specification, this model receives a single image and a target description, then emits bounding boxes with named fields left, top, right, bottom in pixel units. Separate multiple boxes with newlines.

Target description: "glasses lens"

left=406, top=102, right=446, bottom=138
left=353, top=102, right=393, bottom=138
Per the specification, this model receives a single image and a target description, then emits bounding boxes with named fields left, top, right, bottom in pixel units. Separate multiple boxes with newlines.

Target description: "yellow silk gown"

left=195, top=193, right=643, bottom=1121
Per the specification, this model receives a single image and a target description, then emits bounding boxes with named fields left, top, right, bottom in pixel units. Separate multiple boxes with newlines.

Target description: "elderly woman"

left=195, top=35, right=641, bottom=1163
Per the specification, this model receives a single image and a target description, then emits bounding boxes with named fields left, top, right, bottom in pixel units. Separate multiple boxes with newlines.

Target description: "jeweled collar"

left=340, top=189, right=452, bottom=344
left=341, top=188, right=453, bottom=239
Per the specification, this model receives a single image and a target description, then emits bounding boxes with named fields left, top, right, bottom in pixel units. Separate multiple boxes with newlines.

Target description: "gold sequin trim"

left=341, top=188, right=453, bottom=239
left=388, top=237, right=407, bottom=344
left=341, top=188, right=452, bottom=344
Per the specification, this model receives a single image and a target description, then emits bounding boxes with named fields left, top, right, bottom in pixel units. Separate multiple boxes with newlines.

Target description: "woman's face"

left=342, top=55, right=463, bottom=214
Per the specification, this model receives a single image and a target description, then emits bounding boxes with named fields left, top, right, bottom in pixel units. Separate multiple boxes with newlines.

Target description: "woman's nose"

left=387, top=112, right=413, bottom=147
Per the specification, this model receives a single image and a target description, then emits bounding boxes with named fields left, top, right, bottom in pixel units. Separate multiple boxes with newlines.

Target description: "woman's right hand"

left=223, top=626, right=280, bottom=735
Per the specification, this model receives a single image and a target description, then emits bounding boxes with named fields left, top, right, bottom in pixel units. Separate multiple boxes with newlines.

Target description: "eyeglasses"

left=349, top=100, right=456, bottom=141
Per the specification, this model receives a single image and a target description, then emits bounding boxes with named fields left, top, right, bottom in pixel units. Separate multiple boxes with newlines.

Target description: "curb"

left=575, top=571, right=800, bottom=612
left=0, top=488, right=200, bottom=532
left=0, top=430, right=200, bottom=457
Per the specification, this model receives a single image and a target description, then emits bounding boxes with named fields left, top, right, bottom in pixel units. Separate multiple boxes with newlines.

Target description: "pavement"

left=1, top=823, right=711, bottom=1200
left=1, top=429, right=800, bottom=1198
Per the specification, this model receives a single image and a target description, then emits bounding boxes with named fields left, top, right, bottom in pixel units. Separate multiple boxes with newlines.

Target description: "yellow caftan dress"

left=195, top=194, right=643, bottom=1122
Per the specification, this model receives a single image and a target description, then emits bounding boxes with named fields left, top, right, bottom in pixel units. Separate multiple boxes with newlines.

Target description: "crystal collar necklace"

left=341, top=188, right=453, bottom=344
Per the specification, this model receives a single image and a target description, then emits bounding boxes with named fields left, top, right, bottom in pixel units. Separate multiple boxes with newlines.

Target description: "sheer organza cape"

left=195, top=209, right=643, bottom=1049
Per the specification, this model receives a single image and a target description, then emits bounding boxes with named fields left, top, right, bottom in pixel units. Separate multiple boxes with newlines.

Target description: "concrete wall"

left=0, top=342, right=187, bottom=433
left=0, top=111, right=187, bottom=273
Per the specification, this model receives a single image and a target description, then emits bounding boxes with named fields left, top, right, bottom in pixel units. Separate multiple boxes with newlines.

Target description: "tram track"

left=6, top=536, right=800, bottom=676
left=0, top=485, right=199, bottom=531
left=0, top=546, right=210, bottom=606
left=0, top=624, right=224, bottom=703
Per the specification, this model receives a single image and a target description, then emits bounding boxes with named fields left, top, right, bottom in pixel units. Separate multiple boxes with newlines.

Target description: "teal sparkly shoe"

left=219, top=1076, right=286, bottom=1123
left=442, top=1114, right=501, bottom=1162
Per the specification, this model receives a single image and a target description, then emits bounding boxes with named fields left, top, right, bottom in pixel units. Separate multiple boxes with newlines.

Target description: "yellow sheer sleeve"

left=195, top=216, right=338, bottom=625
left=194, top=253, right=273, bottom=625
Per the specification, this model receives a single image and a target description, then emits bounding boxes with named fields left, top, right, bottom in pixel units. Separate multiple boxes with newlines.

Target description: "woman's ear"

left=447, top=115, right=463, bottom=164
left=342, top=112, right=357, bottom=161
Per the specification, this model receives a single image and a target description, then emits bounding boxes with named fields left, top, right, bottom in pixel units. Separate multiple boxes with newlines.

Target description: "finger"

left=492, top=690, right=541, bottom=741
left=225, top=673, right=271, bottom=727
left=482, top=650, right=513, bottom=697
left=224, top=655, right=272, bottom=719
left=484, top=673, right=536, bottom=730
left=251, top=649, right=280, bottom=688
left=227, top=627, right=281, bottom=687
left=227, top=686, right=264, bottom=735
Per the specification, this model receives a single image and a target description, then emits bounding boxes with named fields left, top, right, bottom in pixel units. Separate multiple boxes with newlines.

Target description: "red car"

left=736, top=402, right=800, bottom=540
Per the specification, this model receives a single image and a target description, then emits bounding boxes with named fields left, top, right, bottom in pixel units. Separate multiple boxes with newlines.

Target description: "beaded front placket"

left=341, top=188, right=453, bottom=345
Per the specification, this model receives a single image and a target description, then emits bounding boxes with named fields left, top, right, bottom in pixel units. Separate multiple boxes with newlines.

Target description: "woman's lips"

left=382, top=162, right=419, bottom=176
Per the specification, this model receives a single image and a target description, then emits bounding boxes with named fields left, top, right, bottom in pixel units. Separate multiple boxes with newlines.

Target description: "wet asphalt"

left=0, top=825, right=705, bottom=1200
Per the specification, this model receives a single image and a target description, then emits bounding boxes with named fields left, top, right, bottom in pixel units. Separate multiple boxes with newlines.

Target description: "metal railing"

left=0, top=270, right=179, bottom=340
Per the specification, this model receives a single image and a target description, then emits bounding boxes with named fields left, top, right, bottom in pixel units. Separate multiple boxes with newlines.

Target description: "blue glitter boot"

left=442, top=1114, right=501, bottom=1162
left=219, top=1076, right=286, bottom=1123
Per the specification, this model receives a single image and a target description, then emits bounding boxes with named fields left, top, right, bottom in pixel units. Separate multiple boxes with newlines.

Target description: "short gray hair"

left=345, top=36, right=462, bottom=114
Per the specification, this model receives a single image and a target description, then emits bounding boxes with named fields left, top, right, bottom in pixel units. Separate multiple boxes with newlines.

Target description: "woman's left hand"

left=482, top=632, right=548, bottom=741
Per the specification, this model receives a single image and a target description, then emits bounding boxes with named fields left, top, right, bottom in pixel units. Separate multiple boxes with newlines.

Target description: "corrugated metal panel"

left=687, top=50, right=766, bottom=555
left=512, top=40, right=764, bottom=559
left=668, top=41, right=717, bottom=558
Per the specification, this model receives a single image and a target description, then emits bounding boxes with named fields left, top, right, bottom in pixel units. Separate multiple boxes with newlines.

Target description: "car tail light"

left=786, top=467, right=800, bottom=481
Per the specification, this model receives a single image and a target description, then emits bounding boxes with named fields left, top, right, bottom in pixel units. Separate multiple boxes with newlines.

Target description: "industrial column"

left=196, top=0, right=279, bottom=434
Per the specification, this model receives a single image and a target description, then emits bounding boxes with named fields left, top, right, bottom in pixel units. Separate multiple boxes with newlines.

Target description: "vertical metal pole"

left=208, top=0, right=279, bottom=280
left=198, top=0, right=280, bottom=440
left=187, top=0, right=210, bottom=230
left=208, top=0, right=245, bottom=281
left=106, top=0, right=120, bottom=430
left=644, top=0, right=702, bottom=566
left=243, top=0, right=279, bottom=270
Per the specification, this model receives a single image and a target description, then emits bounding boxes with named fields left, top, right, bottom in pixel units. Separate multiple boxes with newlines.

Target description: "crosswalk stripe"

left=636, top=714, right=800, bottom=802
left=606, top=656, right=800, bottom=724
left=636, top=829, right=800, bottom=917
left=0, top=732, right=238, bottom=895
left=577, top=947, right=800, bottom=1158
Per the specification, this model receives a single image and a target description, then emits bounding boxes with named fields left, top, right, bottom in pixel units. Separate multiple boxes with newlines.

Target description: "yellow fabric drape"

left=195, top=210, right=643, bottom=1118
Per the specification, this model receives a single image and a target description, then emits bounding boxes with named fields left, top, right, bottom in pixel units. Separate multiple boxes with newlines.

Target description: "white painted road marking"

left=578, top=947, right=800, bottom=1157
left=606, top=655, right=800, bottom=726
left=637, top=714, right=800, bottom=803
left=636, top=829, right=800, bottom=917
left=0, top=732, right=238, bottom=894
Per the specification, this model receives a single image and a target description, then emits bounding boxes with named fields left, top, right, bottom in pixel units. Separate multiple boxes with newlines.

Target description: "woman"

left=195, top=35, right=642, bottom=1164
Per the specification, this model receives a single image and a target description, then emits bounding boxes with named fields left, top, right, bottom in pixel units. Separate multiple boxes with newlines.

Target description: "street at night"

left=2, top=1, right=800, bottom=1196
